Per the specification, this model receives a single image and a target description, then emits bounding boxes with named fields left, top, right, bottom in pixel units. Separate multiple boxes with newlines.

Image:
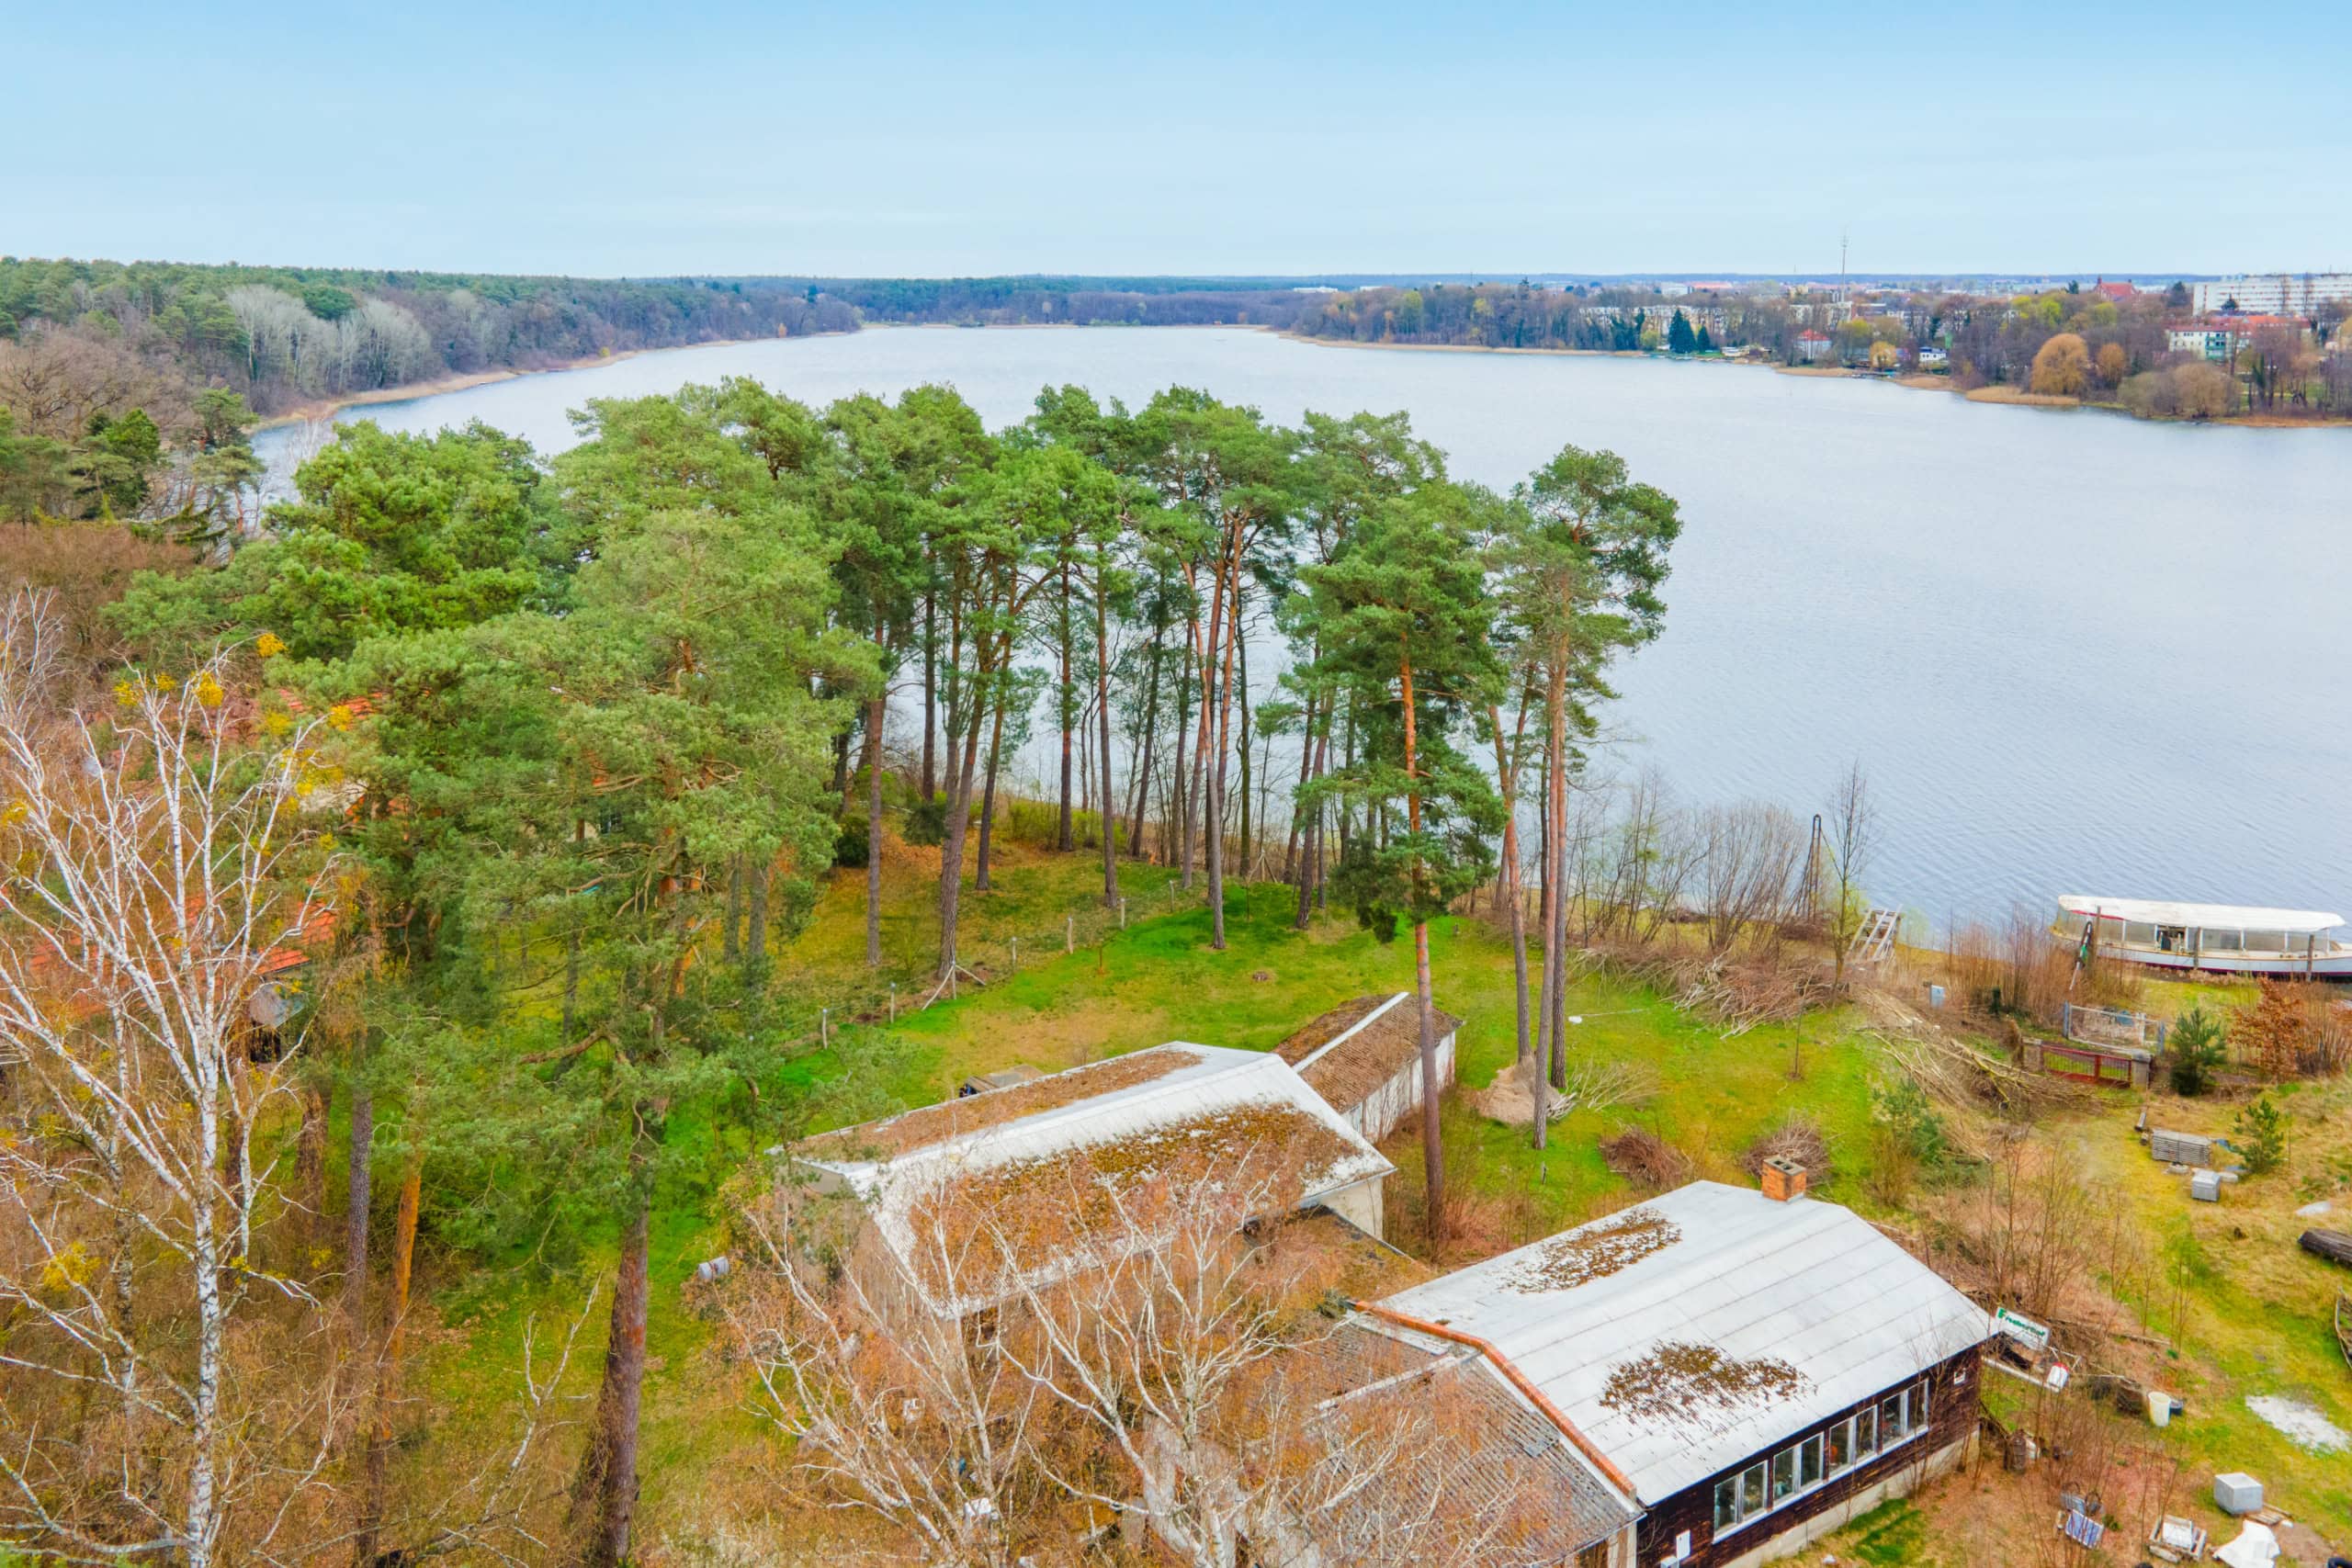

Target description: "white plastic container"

left=2147, top=1389, right=2172, bottom=1427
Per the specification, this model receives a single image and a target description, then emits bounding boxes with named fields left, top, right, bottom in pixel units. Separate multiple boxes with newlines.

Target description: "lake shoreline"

left=1276, top=329, right=2349, bottom=430
left=254, top=331, right=854, bottom=430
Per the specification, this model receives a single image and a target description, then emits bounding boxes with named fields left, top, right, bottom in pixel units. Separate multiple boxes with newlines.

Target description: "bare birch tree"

left=0, top=591, right=340, bottom=1567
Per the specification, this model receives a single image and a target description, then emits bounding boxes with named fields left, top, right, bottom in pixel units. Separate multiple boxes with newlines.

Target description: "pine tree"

left=1305, top=479, right=1503, bottom=1237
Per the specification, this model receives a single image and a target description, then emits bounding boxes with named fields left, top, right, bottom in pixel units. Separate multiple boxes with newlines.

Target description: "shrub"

left=2233, top=1093, right=2288, bottom=1176
left=1871, top=1077, right=1949, bottom=1168
left=2233, top=984, right=2311, bottom=1079
left=2166, top=1005, right=2225, bottom=1096
left=833, top=815, right=870, bottom=869
left=902, top=797, right=948, bottom=847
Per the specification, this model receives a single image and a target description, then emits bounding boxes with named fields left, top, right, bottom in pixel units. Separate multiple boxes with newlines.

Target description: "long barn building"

left=1275, top=990, right=1459, bottom=1142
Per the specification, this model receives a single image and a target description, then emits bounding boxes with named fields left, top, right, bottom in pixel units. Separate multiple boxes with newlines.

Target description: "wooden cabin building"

left=1351, top=1168, right=1991, bottom=1568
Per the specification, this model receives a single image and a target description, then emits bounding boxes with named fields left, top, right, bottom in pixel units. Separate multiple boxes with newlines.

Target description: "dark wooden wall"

left=1632, top=1344, right=1982, bottom=1568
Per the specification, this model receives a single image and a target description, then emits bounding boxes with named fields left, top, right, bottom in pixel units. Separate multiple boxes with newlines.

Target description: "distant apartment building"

left=1796, top=329, right=1835, bottom=361
left=2189, top=274, right=2352, bottom=317
left=1791, top=299, right=1855, bottom=326
left=2168, top=315, right=2308, bottom=360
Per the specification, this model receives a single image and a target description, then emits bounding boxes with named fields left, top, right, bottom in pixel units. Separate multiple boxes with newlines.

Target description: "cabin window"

left=1826, top=1420, right=1851, bottom=1475
left=1855, top=1406, right=1878, bottom=1458
left=1800, top=1432, right=1824, bottom=1485
left=1771, top=1447, right=1796, bottom=1502
left=2123, top=921, right=2156, bottom=946
left=1739, top=1461, right=1767, bottom=1517
left=1880, top=1393, right=1905, bottom=1440
left=1713, top=1476, right=1739, bottom=1531
left=2245, top=929, right=2287, bottom=953
left=2203, top=929, right=2242, bottom=952
left=2157, top=925, right=2188, bottom=953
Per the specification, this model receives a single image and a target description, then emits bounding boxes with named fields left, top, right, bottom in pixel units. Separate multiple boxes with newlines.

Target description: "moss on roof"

left=801, top=1046, right=1201, bottom=1161
left=1599, top=1340, right=1807, bottom=1426
left=1276, top=993, right=1461, bottom=1114
left=1506, top=1207, right=1681, bottom=1293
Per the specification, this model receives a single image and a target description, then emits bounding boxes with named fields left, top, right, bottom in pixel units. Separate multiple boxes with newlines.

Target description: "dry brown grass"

left=1941, top=909, right=2143, bottom=1026
left=1965, top=385, right=2079, bottom=406
left=1599, top=1126, right=1697, bottom=1190
left=1741, top=1115, right=1834, bottom=1183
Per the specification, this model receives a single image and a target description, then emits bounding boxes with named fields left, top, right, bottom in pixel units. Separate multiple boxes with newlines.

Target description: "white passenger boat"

left=2052, top=896, right=2352, bottom=978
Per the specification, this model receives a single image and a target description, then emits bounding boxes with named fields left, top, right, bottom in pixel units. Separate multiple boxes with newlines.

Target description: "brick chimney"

left=1760, top=1156, right=1808, bottom=1202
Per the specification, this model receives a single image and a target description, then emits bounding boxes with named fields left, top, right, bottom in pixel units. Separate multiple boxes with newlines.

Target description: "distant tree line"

left=758, top=275, right=1322, bottom=328
left=0, top=257, right=858, bottom=417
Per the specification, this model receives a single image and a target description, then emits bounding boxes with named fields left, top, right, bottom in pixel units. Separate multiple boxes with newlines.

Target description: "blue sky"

left=11, top=0, right=2348, bottom=278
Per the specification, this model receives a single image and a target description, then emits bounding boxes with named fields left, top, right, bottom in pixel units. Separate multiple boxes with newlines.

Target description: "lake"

left=254, top=326, right=2352, bottom=933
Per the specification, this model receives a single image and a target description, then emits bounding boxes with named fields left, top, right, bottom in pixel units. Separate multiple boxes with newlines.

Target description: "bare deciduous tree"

left=0, top=592, right=337, bottom=1568
left=1696, top=801, right=1806, bottom=953
left=1824, top=761, right=1876, bottom=988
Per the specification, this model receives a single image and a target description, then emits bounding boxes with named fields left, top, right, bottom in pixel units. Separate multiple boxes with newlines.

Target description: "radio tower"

left=1839, top=230, right=1849, bottom=305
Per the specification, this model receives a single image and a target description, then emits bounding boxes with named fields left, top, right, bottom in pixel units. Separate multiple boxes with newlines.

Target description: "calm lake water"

left=254, top=327, right=2352, bottom=932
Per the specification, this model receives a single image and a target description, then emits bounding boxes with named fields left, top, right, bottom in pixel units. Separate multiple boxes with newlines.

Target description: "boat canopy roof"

left=2057, top=895, right=2345, bottom=933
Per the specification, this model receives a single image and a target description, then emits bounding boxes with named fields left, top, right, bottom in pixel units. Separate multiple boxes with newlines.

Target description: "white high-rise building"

left=2189, top=274, right=2352, bottom=316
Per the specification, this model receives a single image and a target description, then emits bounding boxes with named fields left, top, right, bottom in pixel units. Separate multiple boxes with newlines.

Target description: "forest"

left=0, top=373, right=1689, bottom=1565
left=0, top=257, right=859, bottom=417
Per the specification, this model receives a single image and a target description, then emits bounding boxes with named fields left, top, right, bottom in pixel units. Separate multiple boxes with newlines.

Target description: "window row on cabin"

left=1709, top=1380, right=1930, bottom=1540
left=2110, top=921, right=2304, bottom=954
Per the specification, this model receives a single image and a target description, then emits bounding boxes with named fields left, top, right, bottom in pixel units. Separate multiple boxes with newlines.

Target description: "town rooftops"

left=1274, top=991, right=1460, bottom=1115
left=1366, top=1180, right=1991, bottom=1504
left=797, top=1043, right=1395, bottom=1314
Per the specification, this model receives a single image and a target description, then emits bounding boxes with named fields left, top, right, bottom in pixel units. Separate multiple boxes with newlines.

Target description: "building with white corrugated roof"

left=1352, top=1172, right=1991, bottom=1568
left=796, top=1042, right=1395, bottom=1317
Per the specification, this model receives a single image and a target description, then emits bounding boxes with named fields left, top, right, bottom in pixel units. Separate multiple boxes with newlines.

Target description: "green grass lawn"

left=387, top=833, right=2352, bottom=1554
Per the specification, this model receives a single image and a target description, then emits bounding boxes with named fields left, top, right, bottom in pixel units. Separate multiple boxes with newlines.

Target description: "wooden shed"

left=1275, top=991, right=1459, bottom=1142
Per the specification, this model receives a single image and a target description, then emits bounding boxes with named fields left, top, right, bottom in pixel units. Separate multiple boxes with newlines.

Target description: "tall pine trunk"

left=1205, top=565, right=1239, bottom=950
left=865, top=694, right=886, bottom=966
left=1233, top=592, right=1251, bottom=877
left=935, top=636, right=993, bottom=976
left=1180, top=581, right=1216, bottom=889
left=1399, top=644, right=1443, bottom=1238
left=1127, top=607, right=1164, bottom=857
left=976, top=688, right=1007, bottom=892
left=1546, top=667, right=1571, bottom=1092
left=1057, top=563, right=1075, bottom=852
left=1095, top=565, right=1119, bottom=903
left=1489, top=705, right=1532, bottom=1072
left=1165, top=644, right=1192, bottom=866
left=565, top=1185, right=650, bottom=1567
left=355, top=1150, right=421, bottom=1565
left=922, top=586, right=937, bottom=802
left=1295, top=721, right=1328, bottom=931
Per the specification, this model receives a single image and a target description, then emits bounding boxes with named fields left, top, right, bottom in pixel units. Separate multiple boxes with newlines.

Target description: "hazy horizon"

left=13, top=0, right=2348, bottom=278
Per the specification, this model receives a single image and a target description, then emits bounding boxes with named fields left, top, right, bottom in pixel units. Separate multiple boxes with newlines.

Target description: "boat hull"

left=2055, top=939, right=2352, bottom=979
